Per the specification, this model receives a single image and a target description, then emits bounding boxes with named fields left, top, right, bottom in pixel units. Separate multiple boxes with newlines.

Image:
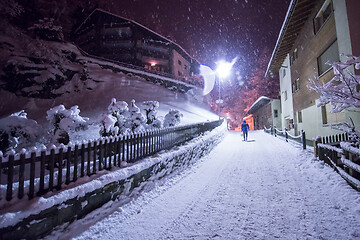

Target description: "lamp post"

left=215, top=59, right=234, bottom=120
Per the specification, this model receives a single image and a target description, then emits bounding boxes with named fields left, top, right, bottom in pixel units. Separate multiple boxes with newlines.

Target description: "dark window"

left=290, top=48, right=298, bottom=65
left=274, top=109, right=278, bottom=118
left=289, top=119, right=294, bottom=129
left=293, top=78, right=300, bottom=92
left=184, top=65, right=187, bottom=70
left=323, top=3, right=332, bottom=23
left=298, top=111, right=302, bottom=123
left=318, top=40, right=339, bottom=76
left=321, top=106, right=327, bottom=124
left=314, top=2, right=333, bottom=34
left=178, top=71, right=182, bottom=76
left=178, top=60, right=182, bottom=65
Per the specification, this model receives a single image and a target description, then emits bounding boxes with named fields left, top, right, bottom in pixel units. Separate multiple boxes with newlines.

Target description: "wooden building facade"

left=266, top=0, right=360, bottom=140
left=74, top=9, right=199, bottom=81
left=248, top=96, right=281, bottom=130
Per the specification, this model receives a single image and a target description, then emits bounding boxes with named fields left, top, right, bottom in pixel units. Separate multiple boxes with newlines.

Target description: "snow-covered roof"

left=265, top=0, right=316, bottom=77
left=75, top=8, right=198, bottom=64
left=248, top=96, right=271, bottom=114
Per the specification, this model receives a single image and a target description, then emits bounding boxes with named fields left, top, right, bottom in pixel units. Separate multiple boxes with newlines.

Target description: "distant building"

left=243, top=115, right=254, bottom=131
left=248, top=96, right=281, bottom=130
left=74, top=9, right=199, bottom=81
left=266, top=0, right=360, bottom=140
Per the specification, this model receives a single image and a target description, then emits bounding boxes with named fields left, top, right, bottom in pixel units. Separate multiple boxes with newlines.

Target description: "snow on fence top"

left=0, top=119, right=224, bottom=203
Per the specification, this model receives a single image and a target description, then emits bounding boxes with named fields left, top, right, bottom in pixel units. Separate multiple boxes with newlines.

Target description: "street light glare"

left=215, top=57, right=237, bottom=79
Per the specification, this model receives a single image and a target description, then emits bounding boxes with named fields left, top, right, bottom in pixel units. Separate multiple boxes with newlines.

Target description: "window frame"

left=317, top=39, right=339, bottom=76
left=313, top=0, right=333, bottom=34
left=274, top=109, right=278, bottom=118
left=298, top=111, right=302, bottom=123
left=321, top=105, right=327, bottom=124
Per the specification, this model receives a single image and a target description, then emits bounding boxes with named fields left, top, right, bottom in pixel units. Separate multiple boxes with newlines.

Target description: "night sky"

left=101, top=0, right=291, bottom=78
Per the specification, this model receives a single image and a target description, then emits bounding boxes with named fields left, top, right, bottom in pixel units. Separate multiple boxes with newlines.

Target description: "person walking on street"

left=241, top=120, right=250, bottom=141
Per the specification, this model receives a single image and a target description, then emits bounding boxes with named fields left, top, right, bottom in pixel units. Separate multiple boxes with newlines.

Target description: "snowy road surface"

left=64, top=131, right=360, bottom=240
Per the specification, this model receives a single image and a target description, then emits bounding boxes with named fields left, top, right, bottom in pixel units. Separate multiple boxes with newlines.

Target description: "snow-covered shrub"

left=47, top=105, right=88, bottom=144
left=99, top=114, right=119, bottom=137
left=126, top=99, right=146, bottom=132
left=28, top=18, right=64, bottom=42
left=100, top=98, right=130, bottom=137
left=0, top=0, right=24, bottom=18
left=308, top=55, right=360, bottom=144
left=0, top=110, right=41, bottom=153
left=141, top=101, right=162, bottom=129
left=163, top=109, right=183, bottom=128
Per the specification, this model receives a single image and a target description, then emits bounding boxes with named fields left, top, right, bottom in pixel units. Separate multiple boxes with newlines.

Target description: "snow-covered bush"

left=0, top=0, right=24, bottom=18
left=141, top=101, right=162, bottom=129
left=100, top=98, right=130, bottom=137
left=126, top=99, right=146, bottom=132
left=100, top=114, right=119, bottom=137
left=0, top=110, right=41, bottom=153
left=308, top=55, right=360, bottom=144
left=47, top=105, right=88, bottom=144
left=163, top=109, right=183, bottom=128
left=28, top=18, right=64, bottom=42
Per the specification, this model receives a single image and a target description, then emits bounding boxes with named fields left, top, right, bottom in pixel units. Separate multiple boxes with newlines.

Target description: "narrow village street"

left=63, top=131, right=360, bottom=240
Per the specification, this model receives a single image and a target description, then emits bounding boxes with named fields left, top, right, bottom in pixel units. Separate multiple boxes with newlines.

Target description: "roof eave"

left=265, top=0, right=298, bottom=78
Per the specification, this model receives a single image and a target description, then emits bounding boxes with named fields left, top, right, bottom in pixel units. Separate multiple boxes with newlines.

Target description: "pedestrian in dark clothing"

left=241, top=120, right=250, bottom=141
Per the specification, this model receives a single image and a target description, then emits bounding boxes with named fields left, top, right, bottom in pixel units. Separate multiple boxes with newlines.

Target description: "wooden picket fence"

left=313, top=132, right=349, bottom=157
left=317, top=140, right=360, bottom=191
left=0, top=120, right=223, bottom=202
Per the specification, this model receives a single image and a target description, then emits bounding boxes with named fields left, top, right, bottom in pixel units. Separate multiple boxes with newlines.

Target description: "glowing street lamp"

left=215, top=58, right=237, bottom=119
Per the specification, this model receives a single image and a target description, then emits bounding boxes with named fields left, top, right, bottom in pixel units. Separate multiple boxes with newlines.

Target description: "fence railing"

left=318, top=142, right=360, bottom=191
left=264, top=126, right=307, bottom=149
left=0, top=120, right=223, bottom=202
left=313, top=132, right=349, bottom=157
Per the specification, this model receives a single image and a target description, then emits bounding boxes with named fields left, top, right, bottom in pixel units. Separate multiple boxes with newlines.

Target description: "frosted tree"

left=100, top=98, right=130, bottom=137
left=141, top=101, right=162, bottom=129
left=163, top=109, right=183, bottom=128
left=47, top=105, right=88, bottom=144
left=0, top=110, right=41, bottom=153
left=126, top=99, right=146, bottom=132
left=28, top=18, right=64, bottom=42
left=308, top=55, right=360, bottom=143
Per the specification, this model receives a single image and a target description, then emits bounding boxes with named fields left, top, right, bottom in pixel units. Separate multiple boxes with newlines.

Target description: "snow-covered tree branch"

left=308, top=55, right=360, bottom=113
left=308, top=55, right=360, bottom=144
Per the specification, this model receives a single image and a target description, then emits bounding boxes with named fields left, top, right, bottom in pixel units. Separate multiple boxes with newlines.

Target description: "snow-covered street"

left=62, top=131, right=360, bottom=240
